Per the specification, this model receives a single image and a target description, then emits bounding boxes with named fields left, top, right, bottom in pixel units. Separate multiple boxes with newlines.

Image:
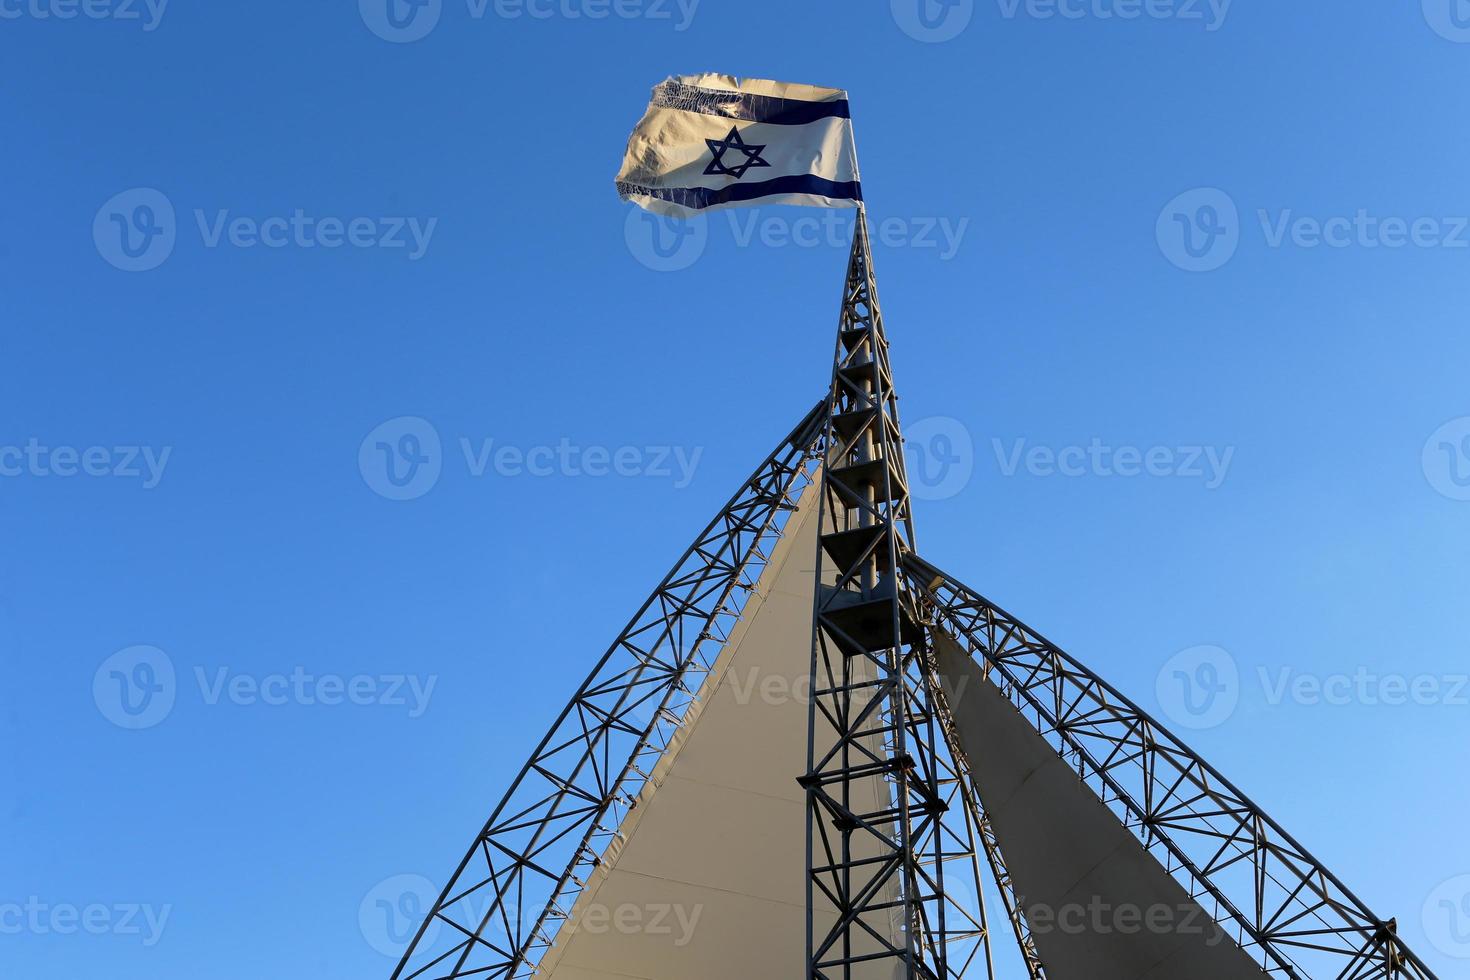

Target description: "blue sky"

left=4, top=2, right=1470, bottom=977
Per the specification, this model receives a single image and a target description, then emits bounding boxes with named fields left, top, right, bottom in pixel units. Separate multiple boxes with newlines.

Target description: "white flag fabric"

left=615, top=74, right=862, bottom=218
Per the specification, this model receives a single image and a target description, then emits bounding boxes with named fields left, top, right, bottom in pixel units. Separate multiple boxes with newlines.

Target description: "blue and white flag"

left=616, top=74, right=862, bottom=218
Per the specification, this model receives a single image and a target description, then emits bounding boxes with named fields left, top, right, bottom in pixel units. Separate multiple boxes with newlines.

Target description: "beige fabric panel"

left=933, top=630, right=1270, bottom=980
left=538, top=479, right=897, bottom=980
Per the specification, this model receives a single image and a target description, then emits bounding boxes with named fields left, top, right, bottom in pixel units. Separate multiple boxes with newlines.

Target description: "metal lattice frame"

left=389, top=403, right=824, bottom=980
left=905, top=552, right=1441, bottom=980
left=801, top=212, right=991, bottom=980
left=923, top=656, right=1049, bottom=980
left=383, top=203, right=1449, bottom=980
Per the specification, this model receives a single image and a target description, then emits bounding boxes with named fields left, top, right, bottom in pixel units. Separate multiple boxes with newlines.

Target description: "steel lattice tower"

left=386, top=213, right=1442, bottom=980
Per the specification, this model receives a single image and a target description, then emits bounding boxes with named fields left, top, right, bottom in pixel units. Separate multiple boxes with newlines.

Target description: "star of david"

left=703, top=126, right=772, bottom=180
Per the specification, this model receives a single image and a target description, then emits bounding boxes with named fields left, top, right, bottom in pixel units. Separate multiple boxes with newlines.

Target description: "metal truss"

left=923, top=654, right=1048, bottom=980
left=384, top=206, right=1449, bottom=980
left=905, top=552, right=1441, bottom=980
left=802, top=212, right=991, bottom=980
left=389, top=403, right=824, bottom=980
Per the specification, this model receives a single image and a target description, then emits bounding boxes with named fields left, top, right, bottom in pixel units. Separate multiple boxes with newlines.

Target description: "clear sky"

left=4, top=2, right=1469, bottom=978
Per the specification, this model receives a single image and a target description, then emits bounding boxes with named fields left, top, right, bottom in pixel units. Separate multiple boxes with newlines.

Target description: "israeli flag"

left=616, top=74, right=862, bottom=218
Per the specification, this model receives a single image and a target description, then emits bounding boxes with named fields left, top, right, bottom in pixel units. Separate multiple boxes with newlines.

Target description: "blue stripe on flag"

left=651, top=81, right=851, bottom=126
left=618, top=176, right=863, bottom=211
